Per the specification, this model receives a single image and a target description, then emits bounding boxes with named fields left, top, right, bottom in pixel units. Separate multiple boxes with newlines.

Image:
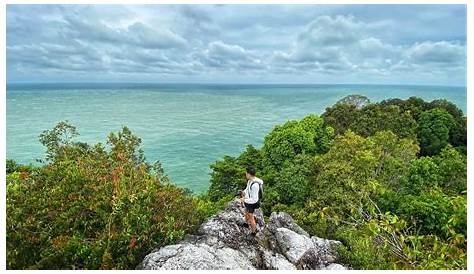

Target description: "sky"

left=6, top=4, right=467, bottom=86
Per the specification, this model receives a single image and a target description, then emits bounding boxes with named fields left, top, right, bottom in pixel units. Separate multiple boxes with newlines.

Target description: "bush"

left=7, top=122, right=207, bottom=269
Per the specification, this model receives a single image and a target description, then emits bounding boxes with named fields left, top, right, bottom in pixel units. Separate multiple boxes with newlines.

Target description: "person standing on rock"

left=240, top=166, right=263, bottom=236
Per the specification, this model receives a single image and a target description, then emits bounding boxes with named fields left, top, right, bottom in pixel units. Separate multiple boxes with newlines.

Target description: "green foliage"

left=308, top=130, right=418, bottom=221
left=380, top=145, right=467, bottom=239
left=336, top=94, right=371, bottom=108
left=417, top=108, right=455, bottom=155
left=38, top=120, right=80, bottom=162
left=262, top=114, right=334, bottom=172
left=7, top=122, right=208, bottom=269
left=335, top=225, right=394, bottom=269
left=207, top=145, right=262, bottom=202
left=194, top=193, right=235, bottom=220
left=380, top=96, right=428, bottom=120
left=269, top=154, right=315, bottom=206
left=403, top=157, right=441, bottom=193
left=6, top=159, right=35, bottom=174
left=353, top=104, right=418, bottom=139
left=434, top=146, right=467, bottom=194
left=392, top=190, right=465, bottom=238
left=208, top=156, right=245, bottom=202
left=400, top=146, right=466, bottom=196
left=6, top=159, right=21, bottom=174
left=325, top=96, right=466, bottom=153
left=322, top=103, right=360, bottom=135
left=323, top=98, right=418, bottom=139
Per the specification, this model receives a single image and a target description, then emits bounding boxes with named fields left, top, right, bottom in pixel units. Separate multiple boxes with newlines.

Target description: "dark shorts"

left=244, top=202, right=260, bottom=213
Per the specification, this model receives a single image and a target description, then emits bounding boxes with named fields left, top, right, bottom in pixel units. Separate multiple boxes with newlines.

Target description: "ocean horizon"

left=6, top=83, right=467, bottom=193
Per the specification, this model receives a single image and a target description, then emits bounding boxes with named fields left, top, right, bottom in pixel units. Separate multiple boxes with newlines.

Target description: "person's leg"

left=249, top=212, right=257, bottom=233
left=244, top=211, right=251, bottom=224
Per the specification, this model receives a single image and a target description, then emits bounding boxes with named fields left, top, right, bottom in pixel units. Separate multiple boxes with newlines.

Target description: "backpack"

left=251, top=180, right=263, bottom=204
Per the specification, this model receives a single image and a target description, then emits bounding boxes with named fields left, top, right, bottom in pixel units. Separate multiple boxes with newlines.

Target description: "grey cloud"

left=407, top=41, right=465, bottom=64
left=208, top=41, right=249, bottom=60
left=298, top=15, right=362, bottom=47
left=64, top=15, right=187, bottom=49
left=270, top=14, right=465, bottom=81
left=200, top=41, right=266, bottom=71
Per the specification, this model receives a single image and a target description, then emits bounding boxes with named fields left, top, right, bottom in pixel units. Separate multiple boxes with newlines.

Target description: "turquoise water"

left=6, top=83, right=467, bottom=193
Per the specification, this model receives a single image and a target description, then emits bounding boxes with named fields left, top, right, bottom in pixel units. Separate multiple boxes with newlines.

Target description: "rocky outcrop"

left=137, top=200, right=348, bottom=270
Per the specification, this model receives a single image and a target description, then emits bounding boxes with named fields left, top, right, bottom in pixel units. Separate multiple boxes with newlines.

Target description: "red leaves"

left=19, top=171, right=29, bottom=180
left=128, top=236, right=137, bottom=249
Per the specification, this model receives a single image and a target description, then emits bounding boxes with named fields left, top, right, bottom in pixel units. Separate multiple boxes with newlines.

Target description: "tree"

left=434, top=146, right=467, bottom=195
left=307, top=130, right=418, bottom=225
left=352, top=104, right=418, bottom=139
left=336, top=94, right=370, bottom=109
left=262, top=114, right=334, bottom=172
left=417, top=108, right=455, bottom=156
left=38, top=120, right=80, bottom=162
left=380, top=96, right=428, bottom=120
left=323, top=100, right=417, bottom=139
left=322, top=103, right=360, bottom=135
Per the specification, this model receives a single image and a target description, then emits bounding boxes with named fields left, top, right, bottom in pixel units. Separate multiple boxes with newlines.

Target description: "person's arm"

left=244, top=183, right=259, bottom=204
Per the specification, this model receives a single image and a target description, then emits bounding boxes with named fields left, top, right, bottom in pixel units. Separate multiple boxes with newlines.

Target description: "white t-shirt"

left=244, top=177, right=263, bottom=204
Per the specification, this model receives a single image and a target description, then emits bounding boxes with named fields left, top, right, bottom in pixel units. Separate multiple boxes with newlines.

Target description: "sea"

left=6, top=83, right=467, bottom=193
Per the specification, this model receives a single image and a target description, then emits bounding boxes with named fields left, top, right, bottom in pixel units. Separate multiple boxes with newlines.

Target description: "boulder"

left=274, top=227, right=314, bottom=263
left=262, top=251, right=296, bottom=270
left=138, top=199, right=348, bottom=270
left=140, top=243, right=254, bottom=270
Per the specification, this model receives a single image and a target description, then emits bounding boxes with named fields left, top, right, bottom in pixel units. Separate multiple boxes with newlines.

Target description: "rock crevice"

left=138, top=200, right=348, bottom=270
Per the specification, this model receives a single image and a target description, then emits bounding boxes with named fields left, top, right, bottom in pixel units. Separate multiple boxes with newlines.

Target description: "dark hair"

left=246, top=166, right=256, bottom=176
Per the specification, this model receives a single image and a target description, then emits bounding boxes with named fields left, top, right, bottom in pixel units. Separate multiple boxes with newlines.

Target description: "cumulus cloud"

left=407, top=41, right=466, bottom=64
left=199, top=41, right=266, bottom=72
left=63, top=15, right=187, bottom=49
left=6, top=5, right=467, bottom=85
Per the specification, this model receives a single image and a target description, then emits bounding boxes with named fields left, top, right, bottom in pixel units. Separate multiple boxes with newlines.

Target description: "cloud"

left=208, top=41, right=249, bottom=60
left=199, top=41, right=266, bottom=71
left=269, top=14, right=466, bottom=81
left=63, top=15, right=187, bottom=49
left=6, top=5, right=467, bottom=85
left=299, top=15, right=362, bottom=47
left=407, top=41, right=466, bottom=64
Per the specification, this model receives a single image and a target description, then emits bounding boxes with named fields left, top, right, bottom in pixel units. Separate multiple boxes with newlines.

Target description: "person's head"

left=245, top=166, right=256, bottom=180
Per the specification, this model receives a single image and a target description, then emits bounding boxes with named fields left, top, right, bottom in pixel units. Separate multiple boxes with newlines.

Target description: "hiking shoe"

left=245, top=233, right=257, bottom=242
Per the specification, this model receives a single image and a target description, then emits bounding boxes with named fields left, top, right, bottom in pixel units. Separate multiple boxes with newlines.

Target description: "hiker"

left=240, top=166, right=263, bottom=235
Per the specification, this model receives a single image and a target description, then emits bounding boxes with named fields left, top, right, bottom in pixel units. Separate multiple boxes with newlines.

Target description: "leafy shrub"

left=7, top=122, right=207, bottom=269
